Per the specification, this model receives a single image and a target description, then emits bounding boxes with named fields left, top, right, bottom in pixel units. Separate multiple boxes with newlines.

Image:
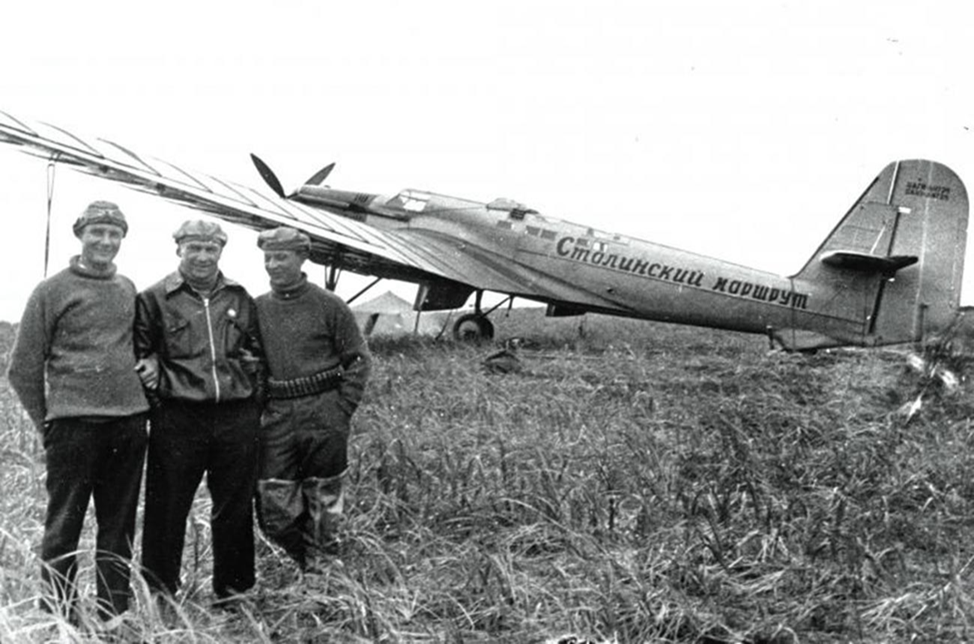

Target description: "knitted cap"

left=73, top=201, right=128, bottom=237
left=257, top=226, right=311, bottom=253
left=173, top=219, right=228, bottom=246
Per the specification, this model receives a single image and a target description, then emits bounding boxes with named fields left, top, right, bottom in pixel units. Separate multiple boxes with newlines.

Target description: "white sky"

left=0, top=0, right=971, bottom=323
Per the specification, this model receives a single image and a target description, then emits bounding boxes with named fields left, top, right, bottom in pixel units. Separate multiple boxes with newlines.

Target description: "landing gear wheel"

left=452, top=313, right=495, bottom=342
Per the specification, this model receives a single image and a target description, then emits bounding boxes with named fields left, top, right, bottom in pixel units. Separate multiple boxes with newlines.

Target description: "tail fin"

left=794, top=160, right=968, bottom=347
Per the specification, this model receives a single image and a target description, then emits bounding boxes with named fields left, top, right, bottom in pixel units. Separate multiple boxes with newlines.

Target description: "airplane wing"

left=0, top=110, right=629, bottom=313
left=0, top=110, right=452, bottom=280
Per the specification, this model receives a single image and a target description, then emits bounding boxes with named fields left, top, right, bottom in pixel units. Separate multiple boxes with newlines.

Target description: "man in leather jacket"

left=134, top=219, right=264, bottom=605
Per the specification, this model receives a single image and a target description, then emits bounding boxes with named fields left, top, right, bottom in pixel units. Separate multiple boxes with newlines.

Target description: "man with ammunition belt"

left=254, top=226, right=371, bottom=573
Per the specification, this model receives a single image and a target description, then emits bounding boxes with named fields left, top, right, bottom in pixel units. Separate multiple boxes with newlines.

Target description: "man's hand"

left=135, top=356, right=160, bottom=391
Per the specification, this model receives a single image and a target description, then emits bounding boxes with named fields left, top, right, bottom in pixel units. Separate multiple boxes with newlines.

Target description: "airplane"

left=0, top=109, right=968, bottom=351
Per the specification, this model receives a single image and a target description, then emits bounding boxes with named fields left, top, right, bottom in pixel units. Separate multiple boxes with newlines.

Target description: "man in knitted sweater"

left=254, top=226, right=371, bottom=573
left=7, top=201, right=150, bottom=620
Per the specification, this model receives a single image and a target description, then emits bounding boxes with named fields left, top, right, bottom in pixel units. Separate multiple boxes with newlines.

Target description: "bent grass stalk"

left=2, top=311, right=974, bottom=641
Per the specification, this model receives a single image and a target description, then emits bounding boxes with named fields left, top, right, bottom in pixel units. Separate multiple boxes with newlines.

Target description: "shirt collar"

left=163, top=270, right=240, bottom=295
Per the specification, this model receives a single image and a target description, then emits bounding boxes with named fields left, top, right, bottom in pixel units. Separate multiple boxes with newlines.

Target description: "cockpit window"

left=388, top=189, right=431, bottom=213
left=487, top=197, right=537, bottom=221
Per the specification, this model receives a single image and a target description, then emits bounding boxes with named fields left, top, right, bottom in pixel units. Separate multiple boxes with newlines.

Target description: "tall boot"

left=301, top=472, right=345, bottom=573
left=255, top=478, right=306, bottom=568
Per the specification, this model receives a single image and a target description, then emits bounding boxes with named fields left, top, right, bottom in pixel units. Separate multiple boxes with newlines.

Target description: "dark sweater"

left=255, top=276, right=371, bottom=414
left=7, top=256, right=149, bottom=428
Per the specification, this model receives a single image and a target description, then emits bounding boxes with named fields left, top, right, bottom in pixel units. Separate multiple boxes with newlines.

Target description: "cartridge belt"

left=267, top=366, right=342, bottom=400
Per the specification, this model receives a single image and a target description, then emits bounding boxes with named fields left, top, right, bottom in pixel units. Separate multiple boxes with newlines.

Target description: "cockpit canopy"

left=387, top=189, right=432, bottom=213
left=487, top=197, right=537, bottom=220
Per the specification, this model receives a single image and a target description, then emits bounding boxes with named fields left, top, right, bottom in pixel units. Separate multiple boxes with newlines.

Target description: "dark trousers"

left=141, top=398, right=260, bottom=599
left=259, top=390, right=350, bottom=481
left=256, top=391, right=350, bottom=566
left=40, top=415, right=148, bottom=618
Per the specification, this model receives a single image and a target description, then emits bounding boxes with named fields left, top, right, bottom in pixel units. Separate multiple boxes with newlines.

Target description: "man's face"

left=178, top=240, right=223, bottom=283
left=79, top=223, right=124, bottom=269
left=263, top=249, right=306, bottom=288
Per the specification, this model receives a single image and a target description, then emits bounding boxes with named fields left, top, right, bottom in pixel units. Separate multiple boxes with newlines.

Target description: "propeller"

left=250, top=154, right=337, bottom=200
left=303, top=162, right=334, bottom=187
left=250, top=153, right=287, bottom=199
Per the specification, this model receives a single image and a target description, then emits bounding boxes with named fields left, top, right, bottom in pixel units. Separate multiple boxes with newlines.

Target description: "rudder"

left=795, top=160, right=968, bottom=346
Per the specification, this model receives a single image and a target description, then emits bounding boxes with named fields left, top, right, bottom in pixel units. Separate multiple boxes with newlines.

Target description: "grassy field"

left=2, top=309, right=974, bottom=642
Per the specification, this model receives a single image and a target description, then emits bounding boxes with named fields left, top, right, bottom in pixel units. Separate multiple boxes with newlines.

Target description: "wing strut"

left=325, top=265, right=340, bottom=291
left=44, top=155, right=59, bottom=277
left=346, top=277, right=381, bottom=305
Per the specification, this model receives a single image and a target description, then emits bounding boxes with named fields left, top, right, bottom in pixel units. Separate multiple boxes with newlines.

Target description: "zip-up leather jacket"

left=134, top=271, right=264, bottom=404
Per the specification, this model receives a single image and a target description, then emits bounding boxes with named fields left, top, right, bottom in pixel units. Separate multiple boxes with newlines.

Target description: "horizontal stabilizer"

left=819, top=250, right=918, bottom=273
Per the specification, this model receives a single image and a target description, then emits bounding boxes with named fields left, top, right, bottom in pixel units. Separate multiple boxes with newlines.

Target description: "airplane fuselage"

left=300, top=187, right=876, bottom=348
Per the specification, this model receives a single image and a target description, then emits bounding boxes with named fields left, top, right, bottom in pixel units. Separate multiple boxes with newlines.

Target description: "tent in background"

left=351, top=290, right=452, bottom=337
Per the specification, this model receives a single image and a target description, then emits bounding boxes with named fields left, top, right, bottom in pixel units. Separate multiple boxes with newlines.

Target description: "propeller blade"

left=250, top=153, right=287, bottom=199
left=304, top=162, right=335, bottom=187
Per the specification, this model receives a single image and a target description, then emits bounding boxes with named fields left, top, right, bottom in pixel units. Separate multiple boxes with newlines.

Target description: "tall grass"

left=2, top=311, right=974, bottom=641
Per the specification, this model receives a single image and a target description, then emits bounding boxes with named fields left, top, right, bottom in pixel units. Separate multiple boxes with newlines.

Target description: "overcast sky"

left=0, top=0, right=971, bottom=323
